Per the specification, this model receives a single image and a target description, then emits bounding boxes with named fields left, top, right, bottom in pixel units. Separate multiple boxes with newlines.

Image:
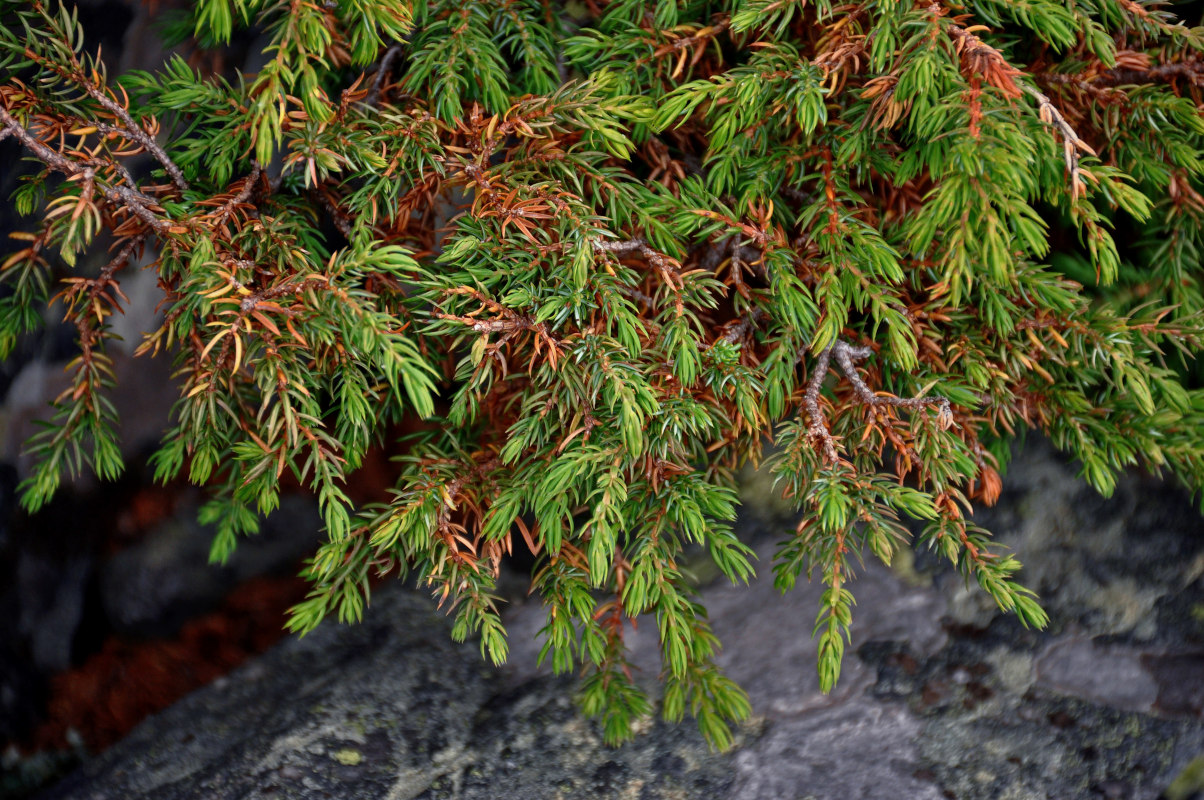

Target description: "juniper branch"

left=19, top=41, right=189, bottom=195
left=0, top=106, right=170, bottom=232
left=4, top=0, right=1201, bottom=754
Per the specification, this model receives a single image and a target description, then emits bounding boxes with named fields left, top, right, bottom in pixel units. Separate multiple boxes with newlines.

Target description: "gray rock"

left=16, top=551, right=93, bottom=674
left=99, top=495, right=323, bottom=637
left=30, top=439, right=1204, bottom=799
left=1036, top=638, right=1161, bottom=713
left=730, top=700, right=946, bottom=800
left=34, top=584, right=736, bottom=800
left=37, top=588, right=494, bottom=800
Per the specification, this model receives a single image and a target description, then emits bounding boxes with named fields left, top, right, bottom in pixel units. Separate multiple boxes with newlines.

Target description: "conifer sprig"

left=2, top=0, right=1203, bottom=749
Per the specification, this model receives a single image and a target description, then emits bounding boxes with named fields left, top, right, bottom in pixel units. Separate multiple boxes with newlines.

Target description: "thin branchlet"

left=804, top=340, right=952, bottom=464
left=367, top=43, right=405, bottom=106
left=1023, top=86, right=1097, bottom=199
left=80, top=81, right=189, bottom=195
left=804, top=343, right=840, bottom=463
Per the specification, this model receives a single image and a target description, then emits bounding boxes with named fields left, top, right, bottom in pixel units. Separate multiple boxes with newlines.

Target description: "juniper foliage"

left=2, top=0, right=1203, bottom=749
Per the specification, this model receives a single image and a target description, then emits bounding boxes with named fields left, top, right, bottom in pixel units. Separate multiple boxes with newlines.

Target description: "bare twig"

left=316, top=190, right=354, bottom=239
left=435, top=286, right=562, bottom=366
left=1023, top=86, right=1096, bottom=200
left=1093, top=60, right=1204, bottom=88
left=591, top=236, right=669, bottom=269
left=208, top=162, right=264, bottom=226
left=804, top=344, right=840, bottom=463
left=19, top=40, right=189, bottom=193
left=0, top=106, right=170, bottom=232
left=592, top=236, right=683, bottom=291
left=74, top=232, right=149, bottom=320
left=99, top=231, right=148, bottom=282
left=81, top=82, right=189, bottom=194
left=804, top=339, right=953, bottom=464
left=83, top=128, right=150, bottom=199
left=0, top=107, right=79, bottom=174
left=366, top=43, right=405, bottom=107
left=696, top=235, right=765, bottom=283
left=592, top=235, right=687, bottom=320
left=720, top=307, right=766, bottom=344
left=232, top=162, right=263, bottom=205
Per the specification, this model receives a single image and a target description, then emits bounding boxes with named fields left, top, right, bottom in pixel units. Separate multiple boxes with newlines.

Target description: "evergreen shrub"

left=2, top=0, right=1202, bottom=748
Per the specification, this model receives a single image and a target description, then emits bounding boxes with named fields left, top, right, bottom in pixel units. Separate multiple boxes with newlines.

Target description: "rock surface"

left=99, top=495, right=322, bottom=638
left=32, top=440, right=1204, bottom=799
